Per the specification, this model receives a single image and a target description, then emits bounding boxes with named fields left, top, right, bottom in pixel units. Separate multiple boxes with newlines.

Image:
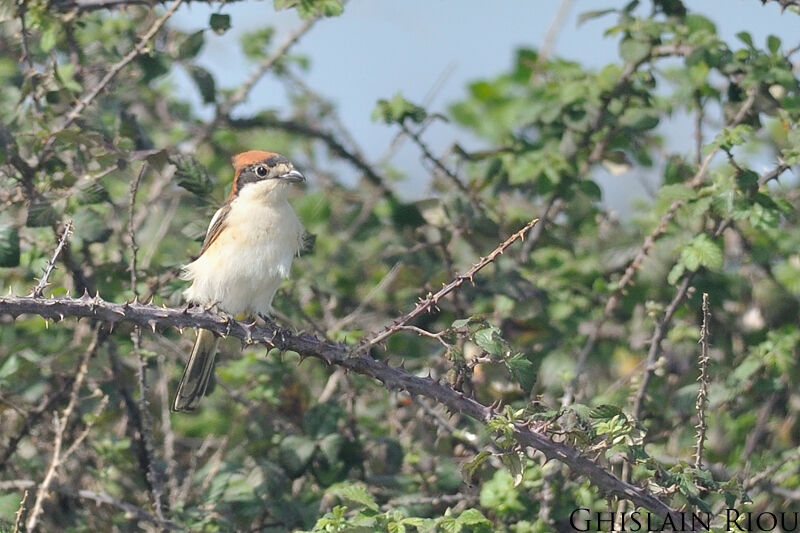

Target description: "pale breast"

left=182, top=198, right=305, bottom=315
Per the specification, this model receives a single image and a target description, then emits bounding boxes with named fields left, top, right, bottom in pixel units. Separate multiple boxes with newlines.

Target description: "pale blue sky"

left=170, top=0, right=798, bottom=211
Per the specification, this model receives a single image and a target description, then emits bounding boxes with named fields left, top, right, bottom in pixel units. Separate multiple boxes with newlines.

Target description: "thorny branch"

left=0, top=293, right=676, bottom=517
left=31, top=220, right=73, bottom=298
left=695, top=293, right=711, bottom=469
left=362, top=218, right=540, bottom=348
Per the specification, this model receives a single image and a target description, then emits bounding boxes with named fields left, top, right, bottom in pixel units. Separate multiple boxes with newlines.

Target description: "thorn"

left=81, top=288, right=90, bottom=300
left=177, top=326, right=184, bottom=335
left=147, top=295, right=154, bottom=305
left=45, top=318, right=49, bottom=329
left=108, top=322, right=115, bottom=333
left=133, top=295, right=139, bottom=305
left=398, top=358, right=406, bottom=369
left=148, top=320, right=157, bottom=333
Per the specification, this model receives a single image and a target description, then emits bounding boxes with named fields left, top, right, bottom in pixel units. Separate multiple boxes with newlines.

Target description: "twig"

left=189, top=15, right=319, bottom=149
left=31, top=220, right=73, bottom=298
left=563, top=91, right=761, bottom=406
left=13, top=490, right=28, bottom=533
left=537, top=0, right=574, bottom=63
left=25, top=326, right=103, bottom=531
left=129, top=164, right=146, bottom=295
left=0, top=479, right=179, bottom=529
left=694, top=293, right=710, bottom=469
left=0, top=294, right=676, bottom=517
left=128, top=161, right=167, bottom=520
left=362, top=218, right=539, bottom=348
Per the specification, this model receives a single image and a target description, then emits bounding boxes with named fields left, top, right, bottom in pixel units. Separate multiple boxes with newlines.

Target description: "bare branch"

left=363, top=217, right=539, bottom=348
left=25, top=326, right=104, bottom=531
left=0, top=479, right=179, bottom=529
left=0, top=294, right=676, bottom=516
left=31, top=220, right=73, bottom=298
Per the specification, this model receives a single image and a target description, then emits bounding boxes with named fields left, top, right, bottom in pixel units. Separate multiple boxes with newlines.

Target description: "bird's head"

left=228, top=150, right=305, bottom=202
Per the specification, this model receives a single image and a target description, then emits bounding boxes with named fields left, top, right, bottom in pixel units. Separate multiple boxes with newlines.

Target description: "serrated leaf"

left=26, top=198, right=58, bottom=227
left=451, top=317, right=472, bottom=328
left=474, top=327, right=504, bottom=356
left=328, top=483, right=378, bottom=511
left=461, top=450, right=491, bottom=482
left=76, top=181, right=111, bottom=205
left=209, top=13, right=231, bottom=34
left=456, top=508, right=491, bottom=526
left=171, top=154, right=213, bottom=196
left=590, top=404, right=624, bottom=419
left=0, top=224, right=20, bottom=267
left=505, top=353, right=536, bottom=392
left=680, top=234, right=722, bottom=272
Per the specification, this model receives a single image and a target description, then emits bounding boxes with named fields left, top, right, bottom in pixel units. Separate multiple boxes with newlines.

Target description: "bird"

left=172, top=150, right=306, bottom=412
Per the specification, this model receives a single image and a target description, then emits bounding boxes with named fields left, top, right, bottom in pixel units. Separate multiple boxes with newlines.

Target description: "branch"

left=694, top=293, right=710, bottom=469
left=0, top=479, right=179, bottom=529
left=0, top=294, right=676, bottom=516
left=362, top=218, right=539, bottom=348
left=25, top=326, right=104, bottom=531
left=49, top=0, right=241, bottom=11
left=31, top=220, right=73, bottom=298
left=188, top=15, right=319, bottom=150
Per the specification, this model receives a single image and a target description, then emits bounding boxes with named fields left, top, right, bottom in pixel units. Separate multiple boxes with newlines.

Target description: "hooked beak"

left=280, top=169, right=305, bottom=183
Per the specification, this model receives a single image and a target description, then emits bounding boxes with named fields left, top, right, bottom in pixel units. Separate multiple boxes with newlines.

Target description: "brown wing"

left=198, top=203, right=231, bottom=256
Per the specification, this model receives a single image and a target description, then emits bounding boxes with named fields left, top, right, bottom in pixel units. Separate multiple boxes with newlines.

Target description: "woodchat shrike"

left=172, top=150, right=306, bottom=412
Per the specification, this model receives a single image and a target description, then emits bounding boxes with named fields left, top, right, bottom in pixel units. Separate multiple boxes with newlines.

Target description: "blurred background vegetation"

left=1, top=0, right=800, bottom=531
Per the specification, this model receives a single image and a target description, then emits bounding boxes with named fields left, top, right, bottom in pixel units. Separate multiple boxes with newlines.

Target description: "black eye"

left=256, top=166, right=267, bottom=177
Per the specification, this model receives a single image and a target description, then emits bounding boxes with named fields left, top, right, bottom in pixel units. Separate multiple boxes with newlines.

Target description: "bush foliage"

left=1, top=0, right=799, bottom=531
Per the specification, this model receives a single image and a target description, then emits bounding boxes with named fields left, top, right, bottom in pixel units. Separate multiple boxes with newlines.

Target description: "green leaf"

left=767, top=35, right=781, bottom=55
left=0, top=223, right=20, bottom=267
left=209, top=13, right=231, bottom=35
left=171, top=154, right=213, bottom=196
left=188, top=65, right=216, bottom=104
left=372, top=93, right=427, bottom=125
left=736, top=31, right=754, bottom=48
left=279, top=435, right=316, bottom=477
left=680, top=234, right=722, bottom=272
left=72, top=207, right=112, bottom=244
left=461, top=450, right=491, bottom=482
left=505, top=354, right=536, bottom=393
left=590, top=404, right=624, bottom=420
left=178, top=30, right=205, bottom=59
left=451, top=318, right=473, bottom=329
left=304, top=402, right=342, bottom=438
left=474, top=327, right=504, bottom=356
left=328, top=483, right=379, bottom=511
left=577, top=8, right=616, bottom=26
left=40, top=23, right=58, bottom=53
left=76, top=181, right=111, bottom=205
left=26, top=198, right=58, bottom=227
left=619, top=38, right=651, bottom=63
left=456, top=508, right=492, bottom=527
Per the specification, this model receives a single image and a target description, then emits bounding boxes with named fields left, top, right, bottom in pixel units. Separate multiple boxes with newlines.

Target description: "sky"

left=169, top=0, right=799, bottom=212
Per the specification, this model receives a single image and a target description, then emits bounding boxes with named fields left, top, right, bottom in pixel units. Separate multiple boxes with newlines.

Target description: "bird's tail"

left=172, top=329, right=220, bottom=412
